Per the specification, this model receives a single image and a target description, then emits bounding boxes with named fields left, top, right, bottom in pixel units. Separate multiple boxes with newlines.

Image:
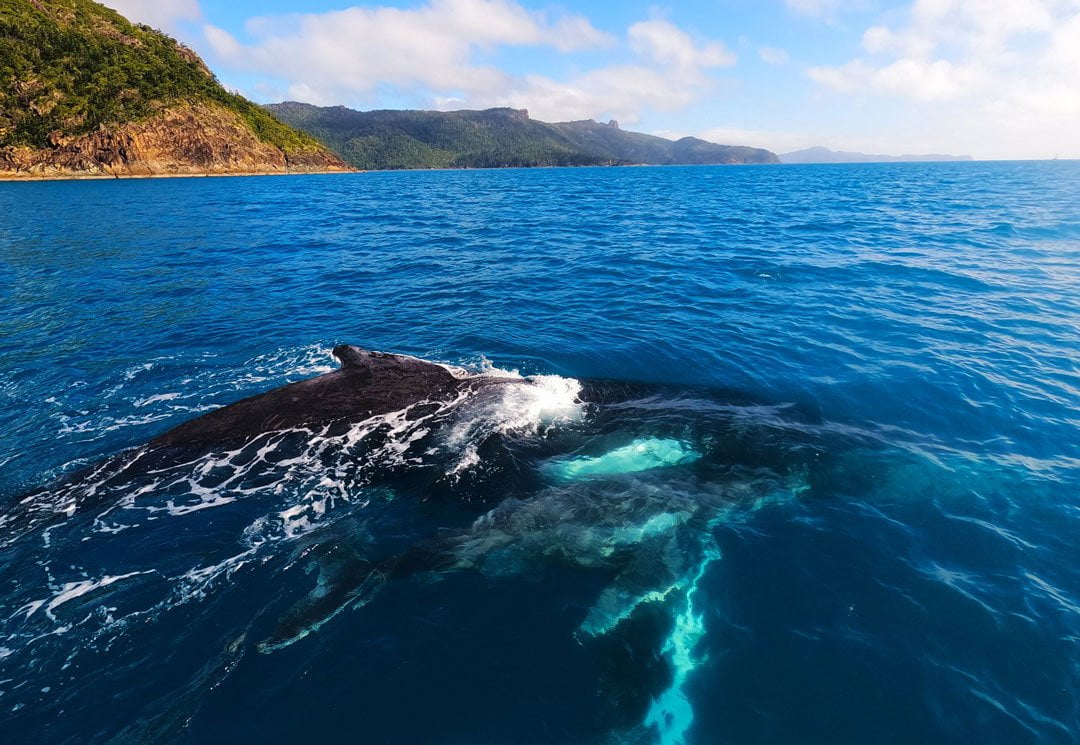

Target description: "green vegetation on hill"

left=550, top=119, right=777, bottom=166
left=267, top=102, right=779, bottom=170
left=0, top=0, right=321, bottom=155
left=265, top=105, right=613, bottom=170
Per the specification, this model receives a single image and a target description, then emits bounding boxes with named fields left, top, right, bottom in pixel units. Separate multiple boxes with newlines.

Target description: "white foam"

left=174, top=549, right=258, bottom=601
left=41, top=571, right=156, bottom=620
left=444, top=372, right=583, bottom=476
left=3, top=349, right=590, bottom=664
left=133, top=392, right=181, bottom=408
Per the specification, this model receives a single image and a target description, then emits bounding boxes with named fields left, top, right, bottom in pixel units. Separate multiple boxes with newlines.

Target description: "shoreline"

left=0, top=163, right=776, bottom=181
left=5, top=159, right=1057, bottom=182
left=0, top=168, right=357, bottom=183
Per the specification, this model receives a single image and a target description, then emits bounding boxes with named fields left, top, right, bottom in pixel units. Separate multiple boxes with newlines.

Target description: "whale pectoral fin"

left=577, top=572, right=684, bottom=640
left=544, top=438, right=702, bottom=482
left=576, top=534, right=690, bottom=640
left=258, top=548, right=388, bottom=653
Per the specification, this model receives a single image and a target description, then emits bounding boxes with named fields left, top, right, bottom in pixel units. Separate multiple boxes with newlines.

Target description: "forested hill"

left=266, top=103, right=779, bottom=170
left=0, top=0, right=349, bottom=178
left=551, top=118, right=777, bottom=167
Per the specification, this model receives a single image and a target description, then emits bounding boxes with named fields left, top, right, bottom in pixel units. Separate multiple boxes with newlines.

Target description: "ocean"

left=0, top=161, right=1078, bottom=744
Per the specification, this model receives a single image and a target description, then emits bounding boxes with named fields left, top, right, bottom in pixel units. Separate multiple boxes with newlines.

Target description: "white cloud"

left=692, top=125, right=822, bottom=152
left=628, top=19, right=736, bottom=71
left=102, top=0, right=201, bottom=32
left=784, top=0, right=871, bottom=19
left=485, top=64, right=707, bottom=123
left=203, top=2, right=736, bottom=124
left=807, top=0, right=1080, bottom=157
left=205, top=0, right=610, bottom=102
left=759, top=46, right=790, bottom=65
left=809, top=57, right=983, bottom=100
left=453, top=18, right=735, bottom=123
left=785, top=0, right=843, bottom=16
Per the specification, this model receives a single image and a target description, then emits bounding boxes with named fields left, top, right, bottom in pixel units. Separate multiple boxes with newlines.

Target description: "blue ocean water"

left=0, top=161, right=1078, bottom=744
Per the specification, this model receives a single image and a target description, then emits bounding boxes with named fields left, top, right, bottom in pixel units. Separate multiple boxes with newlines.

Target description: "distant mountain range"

left=266, top=103, right=780, bottom=170
left=780, top=146, right=973, bottom=164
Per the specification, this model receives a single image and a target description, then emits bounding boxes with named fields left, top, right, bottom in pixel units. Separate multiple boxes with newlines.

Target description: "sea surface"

left=0, top=162, right=1078, bottom=745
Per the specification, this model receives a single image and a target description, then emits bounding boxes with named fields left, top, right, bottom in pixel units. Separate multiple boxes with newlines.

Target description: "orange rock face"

left=0, top=103, right=352, bottom=179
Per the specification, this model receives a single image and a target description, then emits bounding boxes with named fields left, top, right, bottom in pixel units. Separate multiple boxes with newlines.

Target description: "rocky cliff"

left=1, top=103, right=349, bottom=178
left=0, top=0, right=351, bottom=179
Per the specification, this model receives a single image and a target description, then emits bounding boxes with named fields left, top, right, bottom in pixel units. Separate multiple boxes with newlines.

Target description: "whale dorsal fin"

left=332, top=345, right=372, bottom=369
left=330, top=345, right=457, bottom=386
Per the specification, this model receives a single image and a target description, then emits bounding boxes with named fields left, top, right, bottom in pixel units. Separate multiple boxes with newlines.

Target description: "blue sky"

left=105, top=0, right=1080, bottom=159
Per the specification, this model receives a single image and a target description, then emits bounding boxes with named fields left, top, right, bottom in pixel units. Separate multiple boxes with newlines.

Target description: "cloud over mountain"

left=202, top=1, right=735, bottom=124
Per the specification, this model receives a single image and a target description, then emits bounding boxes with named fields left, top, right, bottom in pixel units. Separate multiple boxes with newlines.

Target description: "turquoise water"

left=1, top=162, right=1078, bottom=744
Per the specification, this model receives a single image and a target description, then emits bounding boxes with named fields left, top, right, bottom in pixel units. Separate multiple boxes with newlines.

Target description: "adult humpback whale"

left=2, top=346, right=538, bottom=546
left=150, top=345, right=525, bottom=448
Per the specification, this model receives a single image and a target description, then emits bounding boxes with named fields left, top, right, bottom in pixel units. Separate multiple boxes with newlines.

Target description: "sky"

left=102, top=0, right=1080, bottom=159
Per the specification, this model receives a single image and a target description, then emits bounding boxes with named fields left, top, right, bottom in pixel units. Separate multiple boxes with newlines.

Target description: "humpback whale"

left=2, top=346, right=846, bottom=744
left=151, top=345, right=525, bottom=449
left=3, top=346, right=538, bottom=546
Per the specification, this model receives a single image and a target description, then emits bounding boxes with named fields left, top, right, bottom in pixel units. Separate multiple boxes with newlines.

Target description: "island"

left=266, top=103, right=780, bottom=170
left=0, top=0, right=351, bottom=179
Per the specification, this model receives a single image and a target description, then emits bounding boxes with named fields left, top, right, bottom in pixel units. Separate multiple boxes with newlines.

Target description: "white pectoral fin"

left=545, top=438, right=701, bottom=482
left=576, top=533, right=692, bottom=639
left=577, top=576, right=686, bottom=639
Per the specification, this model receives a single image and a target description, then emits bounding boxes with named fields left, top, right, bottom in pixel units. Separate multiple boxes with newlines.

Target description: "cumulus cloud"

left=204, top=0, right=611, bottom=102
left=758, top=46, right=790, bottom=65
left=628, top=19, right=736, bottom=71
left=485, top=65, right=709, bottom=123
left=785, top=0, right=871, bottom=19
left=808, top=0, right=1080, bottom=102
left=202, top=1, right=735, bottom=123
left=807, top=0, right=1080, bottom=156
left=102, top=0, right=201, bottom=32
left=496, top=19, right=736, bottom=123
left=429, top=22, right=734, bottom=123
left=809, top=57, right=983, bottom=100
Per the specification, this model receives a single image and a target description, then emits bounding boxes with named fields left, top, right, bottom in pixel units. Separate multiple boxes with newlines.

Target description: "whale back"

left=150, top=347, right=462, bottom=449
